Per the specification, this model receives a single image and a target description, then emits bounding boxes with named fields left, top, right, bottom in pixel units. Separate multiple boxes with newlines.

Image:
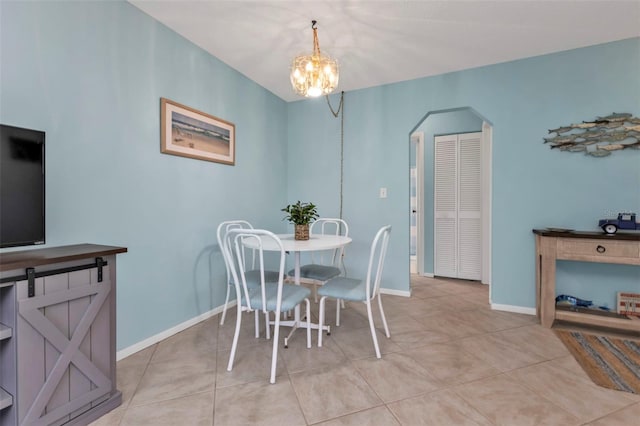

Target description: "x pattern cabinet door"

left=16, top=266, right=112, bottom=425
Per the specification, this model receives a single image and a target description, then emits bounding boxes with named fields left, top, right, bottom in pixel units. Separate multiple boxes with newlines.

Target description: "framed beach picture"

left=160, top=98, right=235, bottom=165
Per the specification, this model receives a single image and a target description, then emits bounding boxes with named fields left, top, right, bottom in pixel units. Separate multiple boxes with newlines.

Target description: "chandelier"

left=290, top=20, right=339, bottom=97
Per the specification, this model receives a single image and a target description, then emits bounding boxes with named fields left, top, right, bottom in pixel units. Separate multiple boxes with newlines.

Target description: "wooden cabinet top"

left=0, top=244, right=127, bottom=272
left=532, top=229, right=640, bottom=241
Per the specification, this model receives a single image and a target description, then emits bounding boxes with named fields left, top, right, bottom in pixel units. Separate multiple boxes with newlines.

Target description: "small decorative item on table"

left=545, top=227, right=573, bottom=233
left=598, top=212, right=640, bottom=234
left=281, top=201, right=319, bottom=240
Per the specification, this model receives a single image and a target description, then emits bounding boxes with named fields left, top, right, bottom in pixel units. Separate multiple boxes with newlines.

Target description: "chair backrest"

left=309, top=218, right=349, bottom=269
left=217, top=220, right=255, bottom=283
left=228, top=229, right=286, bottom=313
left=364, top=225, right=392, bottom=300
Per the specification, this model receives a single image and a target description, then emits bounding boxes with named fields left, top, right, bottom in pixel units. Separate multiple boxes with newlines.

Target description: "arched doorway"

left=409, top=107, right=493, bottom=297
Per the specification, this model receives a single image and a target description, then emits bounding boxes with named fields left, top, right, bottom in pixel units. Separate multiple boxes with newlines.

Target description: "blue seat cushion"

left=243, top=270, right=281, bottom=288
left=288, top=264, right=341, bottom=281
left=317, top=277, right=367, bottom=302
left=247, top=283, right=311, bottom=312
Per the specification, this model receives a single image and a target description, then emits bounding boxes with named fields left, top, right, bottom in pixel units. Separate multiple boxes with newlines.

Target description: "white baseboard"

left=116, top=301, right=236, bottom=361
left=421, top=273, right=435, bottom=278
left=490, top=303, right=536, bottom=316
left=380, top=288, right=411, bottom=298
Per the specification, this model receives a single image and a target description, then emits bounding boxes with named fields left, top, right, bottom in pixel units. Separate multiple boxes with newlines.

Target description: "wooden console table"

left=533, top=229, right=640, bottom=332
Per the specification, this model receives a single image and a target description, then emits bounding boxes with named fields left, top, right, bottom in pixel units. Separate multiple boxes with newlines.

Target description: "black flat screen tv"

left=0, top=124, right=45, bottom=248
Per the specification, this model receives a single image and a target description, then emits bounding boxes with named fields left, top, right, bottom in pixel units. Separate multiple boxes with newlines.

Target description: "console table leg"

left=539, top=237, right=557, bottom=328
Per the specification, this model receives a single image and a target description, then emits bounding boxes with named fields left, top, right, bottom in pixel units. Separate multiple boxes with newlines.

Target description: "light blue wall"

left=287, top=38, right=640, bottom=308
left=2, top=0, right=639, bottom=352
left=415, top=109, right=484, bottom=274
left=0, top=1, right=288, bottom=349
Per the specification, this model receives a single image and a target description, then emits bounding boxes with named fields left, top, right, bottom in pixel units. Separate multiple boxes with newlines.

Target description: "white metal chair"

left=317, top=225, right=392, bottom=358
left=226, top=229, right=311, bottom=384
left=217, top=220, right=280, bottom=325
left=288, top=218, right=349, bottom=302
left=218, top=221, right=268, bottom=338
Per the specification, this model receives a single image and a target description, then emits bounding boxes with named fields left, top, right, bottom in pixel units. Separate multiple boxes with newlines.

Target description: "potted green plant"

left=281, top=201, right=319, bottom=240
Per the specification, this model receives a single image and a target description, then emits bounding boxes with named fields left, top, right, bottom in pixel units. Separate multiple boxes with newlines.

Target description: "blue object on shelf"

left=555, top=294, right=593, bottom=307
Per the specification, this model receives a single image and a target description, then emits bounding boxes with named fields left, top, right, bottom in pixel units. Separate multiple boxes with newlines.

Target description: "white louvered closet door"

left=434, top=132, right=482, bottom=280
left=434, top=135, right=458, bottom=277
left=457, top=133, right=482, bottom=279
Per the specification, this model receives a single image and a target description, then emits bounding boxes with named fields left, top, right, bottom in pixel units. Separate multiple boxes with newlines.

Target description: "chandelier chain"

left=313, top=27, right=321, bottom=56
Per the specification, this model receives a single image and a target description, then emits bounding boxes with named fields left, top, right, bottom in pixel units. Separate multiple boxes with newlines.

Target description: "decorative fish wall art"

left=544, top=112, right=640, bottom=157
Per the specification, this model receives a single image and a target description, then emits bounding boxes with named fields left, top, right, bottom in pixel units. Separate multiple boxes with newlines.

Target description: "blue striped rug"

left=555, top=330, right=640, bottom=394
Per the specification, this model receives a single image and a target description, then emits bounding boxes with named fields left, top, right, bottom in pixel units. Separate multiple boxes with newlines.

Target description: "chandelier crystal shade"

left=290, top=20, right=339, bottom=97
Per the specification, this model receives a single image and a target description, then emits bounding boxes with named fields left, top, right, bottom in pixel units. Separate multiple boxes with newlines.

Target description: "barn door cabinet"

left=0, top=244, right=127, bottom=426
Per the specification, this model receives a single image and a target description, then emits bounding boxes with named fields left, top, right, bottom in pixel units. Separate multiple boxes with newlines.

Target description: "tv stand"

left=533, top=229, right=640, bottom=332
left=0, top=244, right=126, bottom=425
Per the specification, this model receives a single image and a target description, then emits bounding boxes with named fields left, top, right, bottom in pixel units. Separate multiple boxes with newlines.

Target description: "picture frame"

left=160, top=97, right=235, bottom=165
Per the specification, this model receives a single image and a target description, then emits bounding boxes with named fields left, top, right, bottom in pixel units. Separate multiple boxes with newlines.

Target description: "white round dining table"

left=242, top=233, right=352, bottom=339
left=243, top=234, right=351, bottom=282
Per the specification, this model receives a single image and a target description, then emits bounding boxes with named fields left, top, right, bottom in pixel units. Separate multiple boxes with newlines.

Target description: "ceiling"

left=129, top=1, right=640, bottom=102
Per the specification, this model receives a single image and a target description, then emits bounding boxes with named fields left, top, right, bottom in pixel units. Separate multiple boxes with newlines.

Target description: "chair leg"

left=377, top=295, right=391, bottom=338
left=227, top=302, right=243, bottom=371
left=265, top=311, right=271, bottom=340
left=366, top=300, right=382, bottom=358
left=270, top=312, right=280, bottom=384
left=336, top=299, right=341, bottom=327
left=305, top=299, right=311, bottom=349
left=254, top=310, right=260, bottom=338
left=318, top=296, right=326, bottom=347
left=220, top=283, right=231, bottom=325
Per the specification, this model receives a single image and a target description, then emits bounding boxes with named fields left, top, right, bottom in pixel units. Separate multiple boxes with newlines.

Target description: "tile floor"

left=90, top=276, right=640, bottom=425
